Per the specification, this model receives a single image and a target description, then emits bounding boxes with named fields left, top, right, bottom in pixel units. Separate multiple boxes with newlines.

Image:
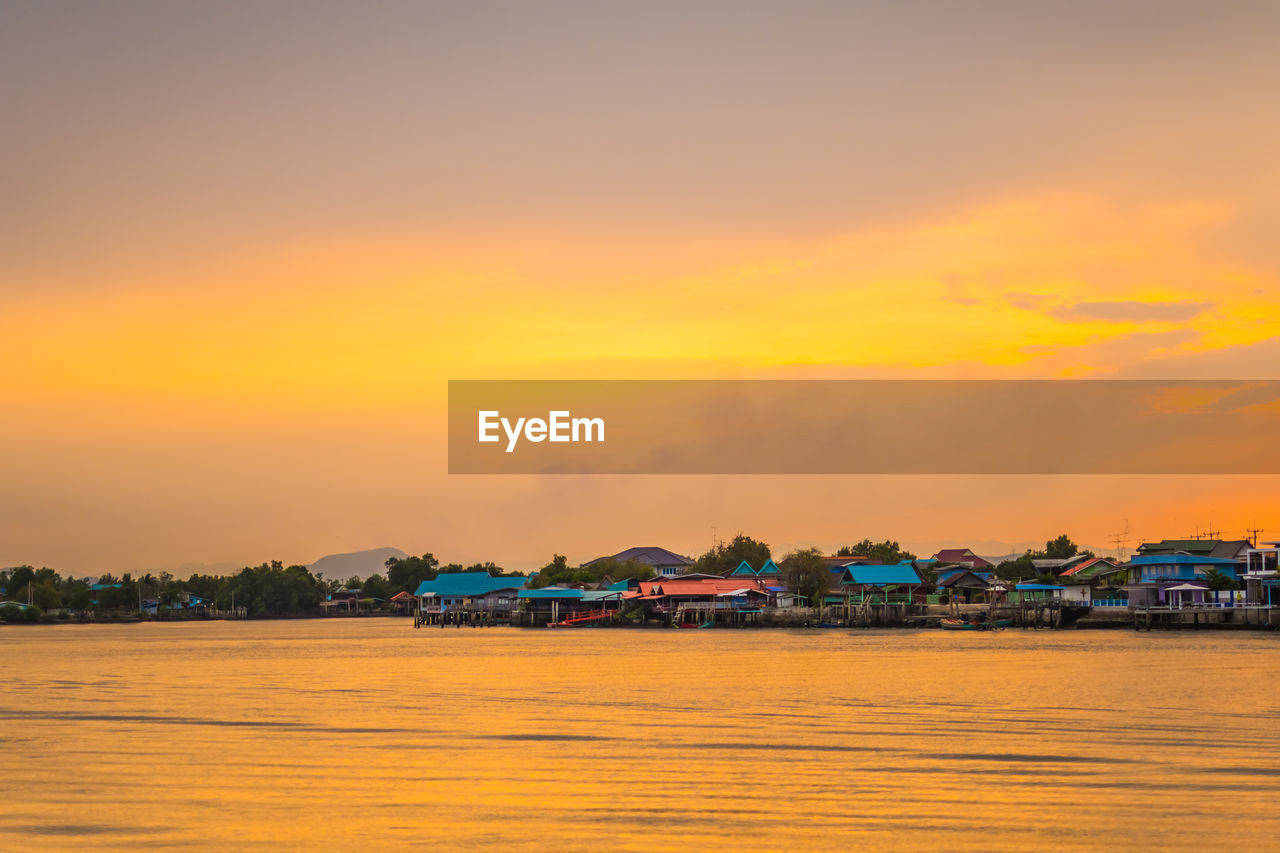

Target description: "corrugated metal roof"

left=843, top=565, right=922, bottom=586
left=1058, top=557, right=1119, bottom=577
left=517, top=587, right=584, bottom=599
left=414, top=572, right=525, bottom=597
left=1131, top=554, right=1239, bottom=566
left=642, top=577, right=770, bottom=597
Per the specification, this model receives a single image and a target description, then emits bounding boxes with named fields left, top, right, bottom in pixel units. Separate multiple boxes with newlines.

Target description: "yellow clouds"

left=3, top=192, right=1276, bottom=414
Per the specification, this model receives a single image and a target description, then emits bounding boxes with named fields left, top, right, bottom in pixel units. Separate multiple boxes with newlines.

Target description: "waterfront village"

left=4, top=533, right=1280, bottom=631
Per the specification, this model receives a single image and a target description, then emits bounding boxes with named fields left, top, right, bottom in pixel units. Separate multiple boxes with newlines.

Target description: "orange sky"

left=3, top=2, right=1279, bottom=573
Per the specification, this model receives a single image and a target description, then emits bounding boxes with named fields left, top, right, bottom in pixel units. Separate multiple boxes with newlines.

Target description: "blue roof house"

left=1125, top=554, right=1242, bottom=607
left=414, top=572, right=524, bottom=613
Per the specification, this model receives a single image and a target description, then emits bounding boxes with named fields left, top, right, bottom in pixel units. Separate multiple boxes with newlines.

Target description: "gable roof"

left=1137, top=539, right=1249, bottom=559
left=841, top=565, right=923, bottom=586
left=938, top=570, right=991, bottom=589
left=413, top=572, right=524, bottom=597
left=757, top=559, right=781, bottom=576
left=1131, top=554, right=1240, bottom=566
left=730, top=561, right=758, bottom=576
left=931, top=549, right=994, bottom=569
left=584, top=546, right=694, bottom=568
left=1058, top=557, right=1120, bottom=578
left=1032, top=554, right=1093, bottom=571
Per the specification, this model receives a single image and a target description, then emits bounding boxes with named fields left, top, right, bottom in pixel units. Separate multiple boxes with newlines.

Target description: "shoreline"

left=6, top=612, right=1278, bottom=631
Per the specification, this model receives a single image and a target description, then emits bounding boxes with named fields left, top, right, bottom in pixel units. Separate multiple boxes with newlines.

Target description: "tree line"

left=0, top=555, right=526, bottom=621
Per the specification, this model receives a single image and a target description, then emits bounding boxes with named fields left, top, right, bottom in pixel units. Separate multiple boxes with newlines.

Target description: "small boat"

left=940, top=617, right=1011, bottom=631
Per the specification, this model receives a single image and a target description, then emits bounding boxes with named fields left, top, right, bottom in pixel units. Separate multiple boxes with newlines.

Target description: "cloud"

left=1003, top=291, right=1058, bottom=312
left=1047, top=300, right=1213, bottom=323
left=1118, top=335, right=1280, bottom=379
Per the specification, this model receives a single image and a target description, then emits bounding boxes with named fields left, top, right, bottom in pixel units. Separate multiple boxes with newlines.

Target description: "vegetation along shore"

left=4, top=532, right=1279, bottom=631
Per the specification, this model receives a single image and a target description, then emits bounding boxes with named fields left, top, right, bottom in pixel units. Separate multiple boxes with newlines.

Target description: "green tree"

left=363, top=573, right=391, bottom=600
left=1202, top=568, right=1238, bottom=591
left=386, top=554, right=440, bottom=594
left=1044, top=534, right=1078, bottom=560
left=30, top=580, right=62, bottom=610
left=61, top=579, right=92, bottom=611
left=780, top=547, right=832, bottom=607
left=582, top=557, right=654, bottom=583
left=835, top=539, right=917, bottom=563
left=528, top=555, right=653, bottom=589
left=97, top=573, right=139, bottom=611
left=3, top=565, right=35, bottom=602
left=693, top=534, right=771, bottom=575
left=0, top=602, right=40, bottom=622
left=216, top=562, right=323, bottom=616
left=527, top=555, right=581, bottom=588
left=994, top=552, right=1037, bottom=582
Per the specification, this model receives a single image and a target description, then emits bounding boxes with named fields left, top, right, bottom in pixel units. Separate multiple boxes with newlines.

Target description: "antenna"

left=1245, top=522, right=1265, bottom=548
left=1109, top=519, right=1132, bottom=562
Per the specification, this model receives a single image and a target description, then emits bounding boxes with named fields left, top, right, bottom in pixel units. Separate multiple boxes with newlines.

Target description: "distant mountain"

left=308, top=547, right=408, bottom=581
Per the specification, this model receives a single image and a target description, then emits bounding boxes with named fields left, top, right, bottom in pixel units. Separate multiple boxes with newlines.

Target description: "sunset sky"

left=4, top=1, right=1279, bottom=574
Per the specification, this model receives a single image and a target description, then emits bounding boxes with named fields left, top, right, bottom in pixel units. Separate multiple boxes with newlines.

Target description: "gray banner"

left=448, top=380, right=1280, bottom=474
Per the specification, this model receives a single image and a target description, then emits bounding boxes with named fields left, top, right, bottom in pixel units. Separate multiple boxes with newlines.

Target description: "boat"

left=940, top=617, right=1012, bottom=631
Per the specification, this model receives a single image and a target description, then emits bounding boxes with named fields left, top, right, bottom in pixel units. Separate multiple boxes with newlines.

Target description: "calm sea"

left=3, top=621, right=1278, bottom=850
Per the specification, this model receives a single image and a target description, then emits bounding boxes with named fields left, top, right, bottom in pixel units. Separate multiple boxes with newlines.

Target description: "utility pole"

left=1245, top=522, right=1265, bottom=548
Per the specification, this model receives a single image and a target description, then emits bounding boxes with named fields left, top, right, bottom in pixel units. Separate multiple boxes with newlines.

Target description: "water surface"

left=3, top=621, right=1278, bottom=849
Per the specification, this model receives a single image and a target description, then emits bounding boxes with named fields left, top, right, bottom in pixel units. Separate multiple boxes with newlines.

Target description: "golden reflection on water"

left=3, top=621, right=1279, bottom=850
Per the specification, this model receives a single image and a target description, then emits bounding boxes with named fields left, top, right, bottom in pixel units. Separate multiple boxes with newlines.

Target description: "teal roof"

left=518, top=587, right=584, bottom=599
left=1131, top=554, right=1239, bottom=566
left=413, top=572, right=524, bottom=597
left=730, top=561, right=757, bottom=576
left=757, top=559, right=780, bottom=575
left=1015, top=583, right=1065, bottom=590
left=607, top=580, right=631, bottom=591
left=843, top=565, right=922, bottom=586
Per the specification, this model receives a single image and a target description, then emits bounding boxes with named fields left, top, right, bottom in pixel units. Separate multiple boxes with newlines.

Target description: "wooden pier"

left=413, top=606, right=510, bottom=628
left=1132, top=604, right=1279, bottom=631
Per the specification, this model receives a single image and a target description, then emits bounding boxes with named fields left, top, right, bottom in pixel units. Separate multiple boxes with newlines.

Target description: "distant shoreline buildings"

left=4, top=536, right=1279, bottom=629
